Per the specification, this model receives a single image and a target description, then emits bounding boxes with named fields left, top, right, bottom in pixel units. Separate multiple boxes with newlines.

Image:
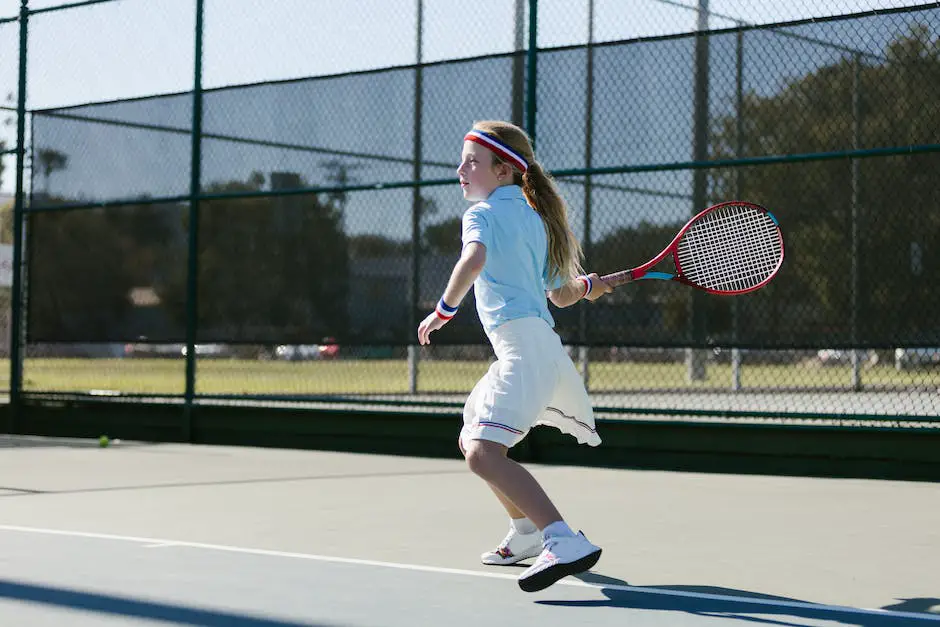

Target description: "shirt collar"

left=487, top=185, right=524, bottom=202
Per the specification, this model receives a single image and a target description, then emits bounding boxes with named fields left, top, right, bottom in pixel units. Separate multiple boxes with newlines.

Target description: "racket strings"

left=676, top=206, right=782, bottom=292
left=681, top=210, right=780, bottom=290
left=687, top=213, right=778, bottom=290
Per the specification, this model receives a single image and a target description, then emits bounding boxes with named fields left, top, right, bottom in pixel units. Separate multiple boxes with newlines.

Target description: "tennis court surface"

left=0, top=436, right=937, bottom=626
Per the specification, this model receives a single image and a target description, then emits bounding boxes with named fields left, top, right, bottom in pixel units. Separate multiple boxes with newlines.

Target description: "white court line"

left=0, top=524, right=937, bottom=622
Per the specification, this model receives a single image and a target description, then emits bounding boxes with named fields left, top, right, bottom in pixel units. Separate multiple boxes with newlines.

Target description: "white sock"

left=541, top=520, right=575, bottom=539
left=510, top=517, right=538, bottom=535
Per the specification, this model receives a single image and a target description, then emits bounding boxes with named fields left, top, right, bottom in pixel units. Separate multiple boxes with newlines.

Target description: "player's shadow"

left=882, top=599, right=940, bottom=614
left=536, top=572, right=937, bottom=627
left=0, top=578, right=335, bottom=626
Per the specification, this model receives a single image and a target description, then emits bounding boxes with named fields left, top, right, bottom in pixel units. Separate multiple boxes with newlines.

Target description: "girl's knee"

left=463, top=440, right=507, bottom=477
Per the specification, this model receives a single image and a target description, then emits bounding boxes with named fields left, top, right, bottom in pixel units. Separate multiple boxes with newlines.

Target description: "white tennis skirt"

left=459, top=316, right=602, bottom=450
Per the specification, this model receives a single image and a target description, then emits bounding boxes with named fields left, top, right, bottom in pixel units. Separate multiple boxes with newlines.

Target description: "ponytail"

left=521, top=162, right=584, bottom=285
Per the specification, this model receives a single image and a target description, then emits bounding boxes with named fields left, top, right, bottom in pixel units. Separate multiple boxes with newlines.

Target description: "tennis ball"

left=98, top=435, right=110, bottom=448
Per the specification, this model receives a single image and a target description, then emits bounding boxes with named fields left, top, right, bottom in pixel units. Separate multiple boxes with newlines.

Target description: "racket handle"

left=599, top=270, right=636, bottom=289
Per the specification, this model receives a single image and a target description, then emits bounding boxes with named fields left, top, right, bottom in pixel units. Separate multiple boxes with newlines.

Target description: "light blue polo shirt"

left=461, top=185, right=567, bottom=336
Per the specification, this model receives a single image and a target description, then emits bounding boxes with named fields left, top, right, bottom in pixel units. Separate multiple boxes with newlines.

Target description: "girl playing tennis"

left=417, top=120, right=611, bottom=592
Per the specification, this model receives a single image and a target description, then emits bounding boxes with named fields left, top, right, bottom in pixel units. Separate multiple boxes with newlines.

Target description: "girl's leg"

left=461, top=435, right=601, bottom=593
left=487, top=481, right=526, bottom=519
left=458, top=435, right=526, bottom=520
left=463, top=439, right=561, bottom=529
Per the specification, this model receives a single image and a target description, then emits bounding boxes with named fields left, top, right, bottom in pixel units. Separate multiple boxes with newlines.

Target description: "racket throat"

left=630, top=266, right=676, bottom=282
left=637, top=271, right=675, bottom=281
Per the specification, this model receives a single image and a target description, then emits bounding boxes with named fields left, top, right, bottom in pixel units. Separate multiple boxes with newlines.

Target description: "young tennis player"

left=417, top=120, right=611, bottom=593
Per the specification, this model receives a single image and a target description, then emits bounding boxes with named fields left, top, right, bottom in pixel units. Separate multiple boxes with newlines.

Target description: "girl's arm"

left=417, top=243, right=486, bottom=345
left=441, top=242, right=487, bottom=306
left=547, top=273, right=611, bottom=308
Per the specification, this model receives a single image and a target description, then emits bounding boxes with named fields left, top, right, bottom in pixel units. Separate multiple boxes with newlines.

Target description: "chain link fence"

left=3, top=0, right=939, bottom=424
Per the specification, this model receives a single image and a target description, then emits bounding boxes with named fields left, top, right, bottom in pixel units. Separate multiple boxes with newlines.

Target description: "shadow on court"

left=535, top=572, right=937, bottom=626
left=0, top=579, right=335, bottom=627
left=883, top=600, right=940, bottom=615
left=0, top=436, right=118, bottom=449
left=0, top=468, right=470, bottom=498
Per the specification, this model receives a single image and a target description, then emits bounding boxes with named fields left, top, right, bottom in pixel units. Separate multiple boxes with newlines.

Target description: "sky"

left=0, top=0, right=930, bottom=227
left=1, top=0, right=921, bottom=111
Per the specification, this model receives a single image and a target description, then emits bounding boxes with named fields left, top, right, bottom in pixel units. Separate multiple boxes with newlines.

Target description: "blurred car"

left=180, top=344, right=229, bottom=358
left=816, top=349, right=878, bottom=366
left=274, top=344, right=321, bottom=361
left=125, top=343, right=185, bottom=358
left=125, top=343, right=230, bottom=358
left=274, top=339, right=340, bottom=361
left=318, top=337, right=339, bottom=359
left=894, top=348, right=940, bottom=370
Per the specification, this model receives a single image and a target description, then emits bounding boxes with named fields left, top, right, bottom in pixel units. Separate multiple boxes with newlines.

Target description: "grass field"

left=0, top=358, right=935, bottom=397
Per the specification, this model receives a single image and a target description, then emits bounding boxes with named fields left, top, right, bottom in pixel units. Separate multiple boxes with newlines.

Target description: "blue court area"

left=0, top=436, right=938, bottom=626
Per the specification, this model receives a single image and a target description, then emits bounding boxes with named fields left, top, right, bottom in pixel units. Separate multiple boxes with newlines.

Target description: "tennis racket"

left=600, top=201, right=784, bottom=295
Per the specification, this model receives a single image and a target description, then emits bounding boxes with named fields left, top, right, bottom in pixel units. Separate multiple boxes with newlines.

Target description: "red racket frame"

left=598, top=201, right=784, bottom=295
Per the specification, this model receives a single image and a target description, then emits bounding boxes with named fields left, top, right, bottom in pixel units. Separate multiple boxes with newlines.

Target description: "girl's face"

left=457, top=141, right=510, bottom=202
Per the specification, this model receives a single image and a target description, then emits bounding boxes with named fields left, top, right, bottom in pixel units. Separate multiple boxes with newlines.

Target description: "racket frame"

left=599, top=200, right=784, bottom=295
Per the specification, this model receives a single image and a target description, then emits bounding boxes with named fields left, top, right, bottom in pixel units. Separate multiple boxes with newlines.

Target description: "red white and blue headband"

left=464, top=130, right=528, bottom=173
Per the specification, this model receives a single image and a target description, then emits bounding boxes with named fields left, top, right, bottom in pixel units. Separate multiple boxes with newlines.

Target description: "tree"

left=36, top=148, right=69, bottom=194
left=26, top=193, right=184, bottom=342
left=349, top=234, right=409, bottom=258
left=319, top=159, right=363, bottom=212
left=0, top=92, right=15, bottom=190
left=160, top=173, right=351, bottom=343
left=423, top=215, right=462, bottom=255
left=708, top=25, right=940, bottom=346
left=27, top=171, right=352, bottom=344
left=28, top=204, right=139, bottom=340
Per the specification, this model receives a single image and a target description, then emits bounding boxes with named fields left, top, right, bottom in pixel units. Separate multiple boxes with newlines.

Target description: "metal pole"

left=687, top=0, right=709, bottom=382
left=511, top=0, right=525, bottom=127
left=9, top=0, right=29, bottom=430
left=525, top=0, right=538, bottom=143
left=731, top=27, right=743, bottom=391
left=578, top=0, right=594, bottom=388
left=850, top=53, right=861, bottom=391
left=183, top=0, right=205, bottom=440
left=408, top=0, right=423, bottom=394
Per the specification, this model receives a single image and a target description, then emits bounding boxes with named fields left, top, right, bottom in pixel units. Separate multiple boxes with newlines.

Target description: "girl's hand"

left=583, top=272, right=613, bottom=302
left=418, top=311, right=448, bottom=345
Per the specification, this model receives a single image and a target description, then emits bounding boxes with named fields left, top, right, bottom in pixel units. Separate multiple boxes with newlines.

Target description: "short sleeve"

left=461, top=206, right=491, bottom=250
left=542, top=264, right=568, bottom=291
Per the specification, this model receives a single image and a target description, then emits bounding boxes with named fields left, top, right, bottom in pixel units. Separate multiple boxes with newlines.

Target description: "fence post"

left=850, top=52, right=862, bottom=390
left=687, top=0, right=710, bottom=382
left=579, top=0, right=595, bottom=388
left=183, top=0, right=205, bottom=440
left=408, top=0, right=424, bottom=394
left=731, top=26, right=744, bottom=391
left=9, top=0, right=29, bottom=431
left=511, top=0, right=525, bottom=128
left=525, top=0, right=538, bottom=142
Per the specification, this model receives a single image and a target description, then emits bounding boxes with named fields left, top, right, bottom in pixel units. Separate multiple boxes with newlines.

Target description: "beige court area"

left=0, top=435, right=938, bottom=626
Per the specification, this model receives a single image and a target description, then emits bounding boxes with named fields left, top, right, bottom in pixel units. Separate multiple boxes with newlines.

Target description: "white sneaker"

left=481, top=528, right=543, bottom=566
left=517, top=531, right=602, bottom=592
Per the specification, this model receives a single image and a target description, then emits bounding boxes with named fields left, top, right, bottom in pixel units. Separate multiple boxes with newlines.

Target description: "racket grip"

left=599, top=270, right=635, bottom=288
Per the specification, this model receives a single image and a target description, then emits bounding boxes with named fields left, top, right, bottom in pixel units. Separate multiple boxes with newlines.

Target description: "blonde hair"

left=471, top=120, right=584, bottom=284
